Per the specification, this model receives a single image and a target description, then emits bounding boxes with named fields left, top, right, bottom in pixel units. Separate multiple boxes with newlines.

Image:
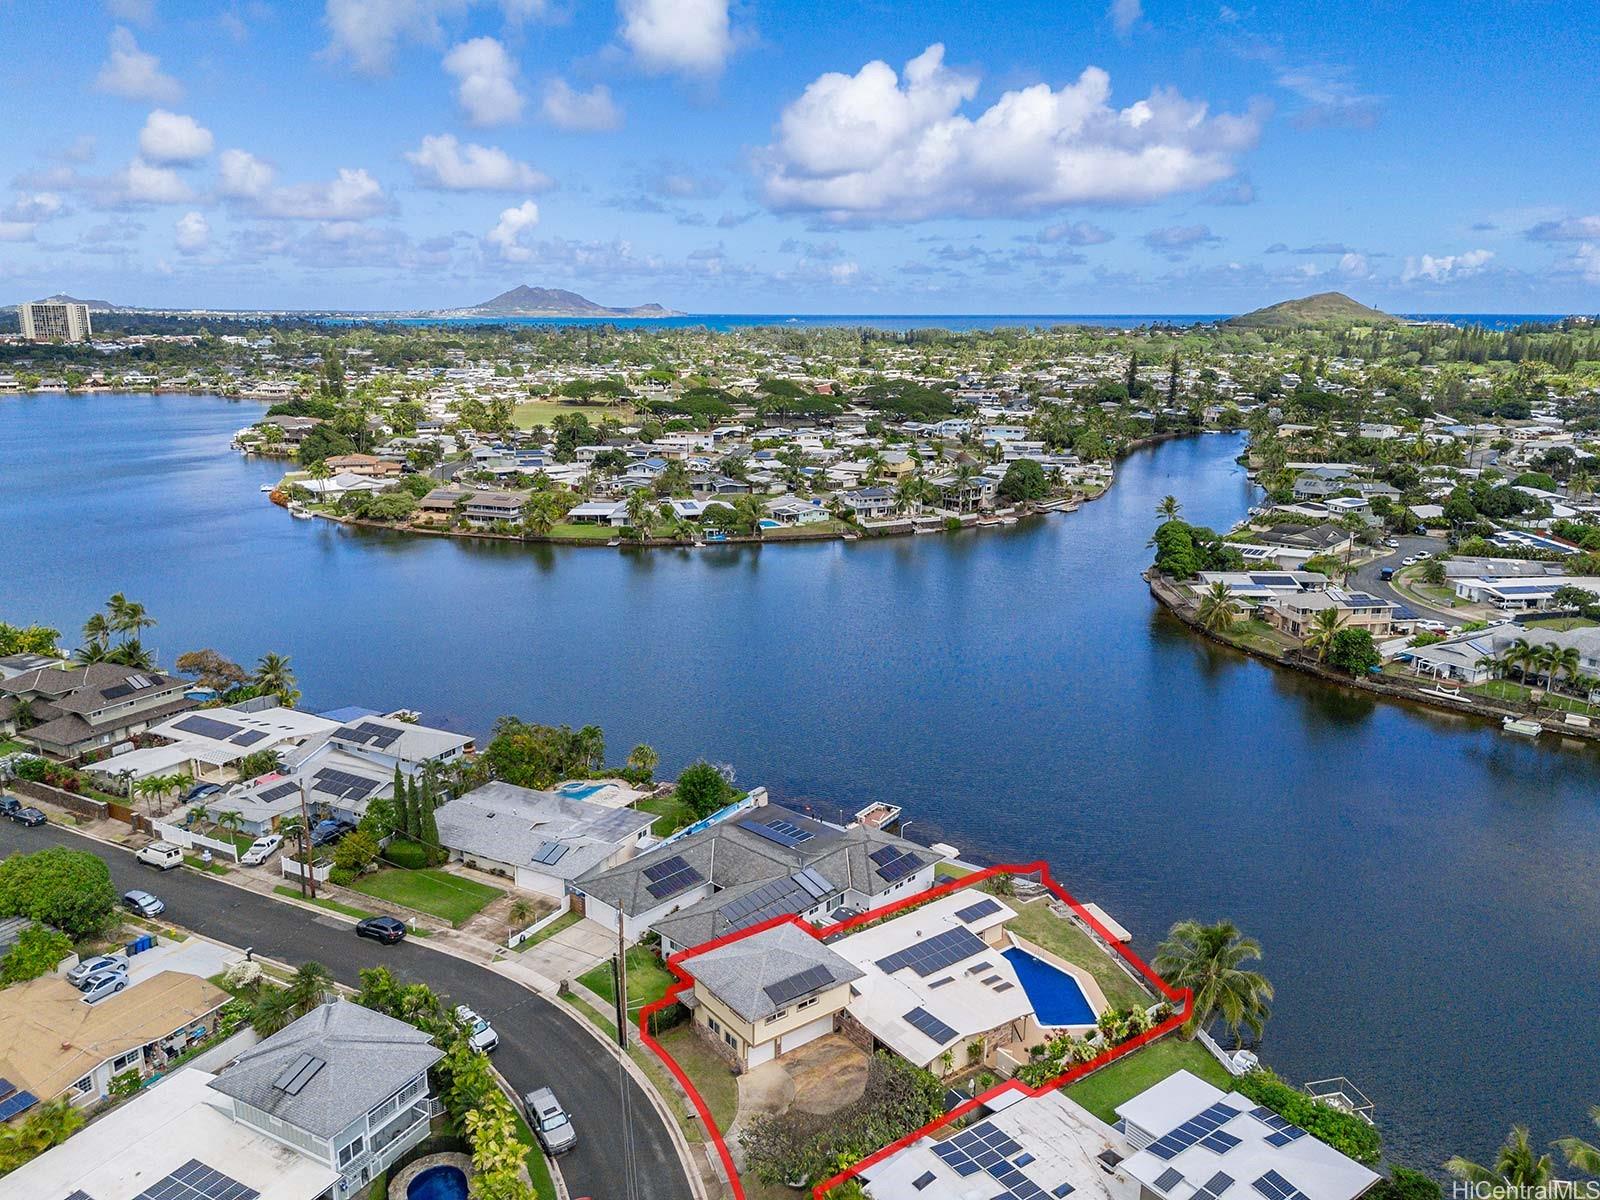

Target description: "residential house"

left=842, top=487, right=897, bottom=520
left=683, top=922, right=864, bottom=1071
left=87, top=701, right=340, bottom=788
left=1451, top=574, right=1600, bottom=611
left=0, top=1068, right=341, bottom=1200
left=322, top=454, right=401, bottom=479
left=463, top=491, right=524, bottom=526
left=207, top=999, right=443, bottom=1200
left=433, top=780, right=654, bottom=896
left=0, top=663, right=196, bottom=759
left=0, top=970, right=229, bottom=1113
left=1265, top=588, right=1397, bottom=642
left=1253, top=523, right=1354, bottom=557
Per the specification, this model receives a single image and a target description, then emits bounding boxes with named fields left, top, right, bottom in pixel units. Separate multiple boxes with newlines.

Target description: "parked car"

left=1414, top=550, right=1432, bottom=560
left=455, top=1005, right=499, bottom=1053
left=79, top=970, right=130, bottom=1003
left=186, top=782, right=223, bottom=802
left=68, top=954, right=128, bottom=988
left=239, top=833, right=283, bottom=866
left=310, top=818, right=355, bottom=847
left=135, top=841, right=184, bottom=870
left=122, top=889, right=165, bottom=917
left=355, top=916, right=407, bottom=945
left=0, top=796, right=19, bottom=818
left=3, top=804, right=45, bottom=827
left=1402, top=556, right=1417, bottom=566
left=524, top=1087, right=577, bottom=1155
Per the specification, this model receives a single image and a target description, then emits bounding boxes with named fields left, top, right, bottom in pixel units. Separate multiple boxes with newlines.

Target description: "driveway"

left=727, top=1034, right=869, bottom=1166
left=518, top=918, right=614, bottom=984
left=1347, top=533, right=1456, bottom=620
left=121, top=935, right=240, bottom=987
left=0, top=821, right=692, bottom=1200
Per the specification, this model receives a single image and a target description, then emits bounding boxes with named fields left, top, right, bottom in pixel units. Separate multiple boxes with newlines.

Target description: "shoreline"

left=1145, top=569, right=1600, bottom=746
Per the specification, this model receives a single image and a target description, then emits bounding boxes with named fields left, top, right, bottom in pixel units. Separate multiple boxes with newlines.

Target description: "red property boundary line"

left=639, top=861, right=1193, bottom=1200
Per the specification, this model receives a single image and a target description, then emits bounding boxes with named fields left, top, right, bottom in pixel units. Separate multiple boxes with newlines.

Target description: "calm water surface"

left=3, top=392, right=1596, bottom=1166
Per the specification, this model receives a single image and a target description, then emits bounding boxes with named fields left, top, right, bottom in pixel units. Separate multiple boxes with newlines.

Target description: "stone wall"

left=9, top=778, right=109, bottom=821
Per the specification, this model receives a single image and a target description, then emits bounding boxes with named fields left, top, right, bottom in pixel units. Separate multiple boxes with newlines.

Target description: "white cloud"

left=1569, top=244, right=1600, bottom=283
left=175, top=210, right=211, bottom=253
left=124, top=157, right=193, bottom=203
left=1400, top=248, right=1494, bottom=283
left=95, top=26, right=182, bottom=103
left=257, top=168, right=387, bottom=220
left=486, top=199, right=540, bottom=261
left=541, top=78, right=624, bottom=132
left=443, top=37, right=524, bottom=126
left=405, top=134, right=550, bottom=190
left=618, top=0, right=735, bottom=76
left=1143, top=224, right=1221, bottom=258
left=762, top=44, right=1264, bottom=222
left=3, top=193, right=66, bottom=223
left=1527, top=215, right=1600, bottom=242
left=218, top=148, right=276, bottom=198
left=322, top=0, right=466, bottom=74
left=1034, top=220, right=1114, bottom=245
left=138, top=110, right=215, bottom=164
left=1337, top=251, right=1371, bottom=278
left=1109, top=0, right=1142, bottom=36
left=106, top=0, right=156, bottom=22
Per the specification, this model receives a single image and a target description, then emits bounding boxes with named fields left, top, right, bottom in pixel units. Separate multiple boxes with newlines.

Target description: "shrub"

left=383, top=839, right=431, bottom=870
left=0, top=922, right=73, bottom=984
left=0, top=847, right=117, bottom=940
left=108, top=1069, right=143, bottom=1099
left=332, top=829, right=380, bottom=874
left=673, top=761, right=734, bottom=820
left=1235, top=1069, right=1382, bottom=1164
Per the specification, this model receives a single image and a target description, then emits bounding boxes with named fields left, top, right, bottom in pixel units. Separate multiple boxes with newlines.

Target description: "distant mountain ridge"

left=432, top=285, right=680, bottom=319
left=1226, top=291, right=1400, bottom=328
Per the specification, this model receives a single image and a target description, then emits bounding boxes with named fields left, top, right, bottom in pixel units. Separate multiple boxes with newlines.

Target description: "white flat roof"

left=861, top=1088, right=1137, bottom=1200
left=0, top=1067, right=340, bottom=1200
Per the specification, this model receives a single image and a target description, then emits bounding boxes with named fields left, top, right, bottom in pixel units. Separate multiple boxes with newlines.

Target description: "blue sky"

left=2, top=0, right=1597, bottom=313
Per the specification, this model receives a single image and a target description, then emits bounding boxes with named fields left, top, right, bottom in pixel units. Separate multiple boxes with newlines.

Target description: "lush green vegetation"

left=514, top=908, right=583, bottom=950
left=579, top=945, right=675, bottom=1015
left=1236, top=1068, right=1382, bottom=1164
left=673, top=760, right=736, bottom=820
left=656, top=1025, right=739, bottom=1131
left=0, top=847, right=117, bottom=939
left=1153, top=920, right=1274, bottom=1042
left=345, top=868, right=503, bottom=926
left=0, top=922, right=74, bottom=984
left=1063, top=1037, right=1236, bottom=1123
left=272, top=885, right=377, bottom=920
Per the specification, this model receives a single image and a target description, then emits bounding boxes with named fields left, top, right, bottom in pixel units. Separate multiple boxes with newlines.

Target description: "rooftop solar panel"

left=644, top=859, right=705, bottom=900
left=173, top=715, right=243, bottom=740
left=229, top=728, right=269, bottom=746
left=1197, top=1173, right=1235, bottom=1200
left=0, top=1077, right=13, bottom=1100
left=531, top=841, right=570, bottom=866
left=763, top=964, right=834, bottom=1006
left=875, top=850, right=923, bottom=882
left=955, top=897, right=1003, bottom=923
left=0, top=1089, right=38, bottom=1121
left=1252, top=1171, right=1306, bottom=1200
left=1155, top=1169, right=1186, bottom=1192
left=132, top=1158, right=261, bottom=1200
left=876, top=926, right=988, bottom=976
left=1200, top=1129, right=1242, bottom=1153
left=271, top=1052, right=325, bottom=1096
left=1264, top=1128, right=1308, bottom=1147
left=903, top=1006, right=959, bottom=1044
left=738, top=818, right=815, bottom=848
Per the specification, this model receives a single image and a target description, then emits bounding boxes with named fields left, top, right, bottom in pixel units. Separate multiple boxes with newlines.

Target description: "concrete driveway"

left=727, top=1034, right=869, bottom=1166
left=514, top=918, right=614, bottom=985
left=122, top=935, right=241, bottom=987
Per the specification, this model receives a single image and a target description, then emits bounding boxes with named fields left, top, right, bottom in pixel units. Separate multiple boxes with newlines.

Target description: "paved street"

left=1346, top=533, right=1455, bottom=621
left=0, top=820, right=692, bottom=1200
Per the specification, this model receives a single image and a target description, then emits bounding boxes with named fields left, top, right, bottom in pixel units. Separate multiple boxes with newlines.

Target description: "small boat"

left=1501, top=717, right=1542, bottom=738
left=288, top=503, right=312, bottom=520
left=259, top=483, right=275, bottom=492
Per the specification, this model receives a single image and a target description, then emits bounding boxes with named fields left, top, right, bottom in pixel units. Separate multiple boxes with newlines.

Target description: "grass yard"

left=0, top=739, right=28, bottom=756
left=655, top=1025, right=739, bottom=1131
left=184, top=854, right=230, bottom=875
left=635, top=794, right=698, bottom=837
left=512, top=400, right=635, bottom=428
left=346, top=868, right=504, bottom=926
left=579, top=945, right=676, bottom=1015
left=511, top=1108, right=557, bottom=1200
left=1005, top=897, right=1152, bottom=1010
left=1063, top=1037, right=1235, bottom=1124
left=1222, top=618, right=1296, bottom=656
left=1466, top=678, right=1599, bottom=715
left=548, top=522, right=619, bottom=540
left=515, top=909, right=583, bottom=950
left=1524, top=616, right=1600, bottom=631
left=936, top=862, right=976, bottom=881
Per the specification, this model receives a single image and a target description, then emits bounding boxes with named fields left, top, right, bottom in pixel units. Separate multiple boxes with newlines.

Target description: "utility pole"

left=612, top=919, right=629, bottom=1050
left=298, top=777, right=317, bottom=900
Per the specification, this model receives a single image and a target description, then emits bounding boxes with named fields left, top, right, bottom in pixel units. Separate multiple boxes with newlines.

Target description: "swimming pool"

left=407, top=1164, right=469, bottom=1200
left=558, top=782, right=607, bottom=801
left=1001, top=946, right=1098, bottom=1027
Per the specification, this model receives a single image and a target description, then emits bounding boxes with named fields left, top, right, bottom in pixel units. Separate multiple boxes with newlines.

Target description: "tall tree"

left=1153, top=919, right=1274, bottom=1043
left=1445, top=1127, right=1554, bottom=1189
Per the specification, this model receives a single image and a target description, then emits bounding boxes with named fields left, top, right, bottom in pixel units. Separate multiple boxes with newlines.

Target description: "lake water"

left=3, top=391, right=1596, bottom=1167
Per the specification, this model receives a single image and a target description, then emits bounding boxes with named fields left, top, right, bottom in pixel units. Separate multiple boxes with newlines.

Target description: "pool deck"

left=389, top=1151, right=473, bottom=1199
left=1007, top=932, right=1112, bottom=1023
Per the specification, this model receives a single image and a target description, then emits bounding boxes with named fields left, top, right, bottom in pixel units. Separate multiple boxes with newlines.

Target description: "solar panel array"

left=336, top=721, right=403, bottom=749
left=719, top=869, right=835, bottom=932
left=531, top=840, right=570, bottom=866
left=738, top=818, right=815, bottom=848
left=1155, top=1168, right=1186, bottom=1191
left=231, top=729, right=268, bottom=746
left=132, top=1159, right=260, bottom=1200
left=1145, top=1100, right=1244, bottom=1160
left=64, top=1191, right=95, bottom=1200
left=873, top=847, right=923, bottom=882
left=0, top=1076, right=38, bottom=1121
left=642, top=854, right=705, bottom=900
left=1196, top=1172, right=1236, bottom=1200
left=875, top=926, right=987, bottom=976
left=763, top=964, right=835, bottom=1007
left=256, top=781, right=298, bottom=804
left=173, top=715, right=243, bottom=741
left=1249, top=1107, right=1308, bottom=1147
left=1252, top=1171, right=1308, bottom=1200
left=313, top=768, right=380, bottom=802
left=930, top=1119, right=1061, bottom=1200
left=954, top=897, right=1002, bottom=923
left=270, top=1053, right=325, bottom=1096
left=903, top=1006, right=958, bottom=1045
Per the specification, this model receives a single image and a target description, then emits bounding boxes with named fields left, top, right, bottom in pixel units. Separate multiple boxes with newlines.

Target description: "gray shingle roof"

left=434, top=781, right=653, bottom=881
left=687, top=922, right=863, bottom=1023
left=208, top=1000, right=441, bottom=1139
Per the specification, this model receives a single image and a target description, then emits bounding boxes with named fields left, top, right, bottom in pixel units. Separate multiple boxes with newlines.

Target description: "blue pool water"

left=559, top=782, right=607, bottom=800
left=407, top=1165, right=469, bottom=1200
left=1002, top=946, right=1098, bottom=1027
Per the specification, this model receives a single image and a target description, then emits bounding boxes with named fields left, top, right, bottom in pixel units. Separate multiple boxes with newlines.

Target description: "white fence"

left=153, top=820, right=241, bottom=862
left=507, top=896, right=572, bottom=949
left=281, top=856, right=332, bottom=884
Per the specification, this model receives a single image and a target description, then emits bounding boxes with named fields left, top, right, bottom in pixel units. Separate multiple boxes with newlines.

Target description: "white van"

left=135, top=841, right=184, bottom=870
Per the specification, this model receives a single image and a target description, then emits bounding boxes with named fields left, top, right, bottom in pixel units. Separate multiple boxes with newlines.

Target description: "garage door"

left=777, top=1014, right=835, bottom=1056
left=747, top=1039, right=776, bottom=1069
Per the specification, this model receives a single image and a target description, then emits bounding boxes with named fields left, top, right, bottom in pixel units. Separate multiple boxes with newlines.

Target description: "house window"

left=338, top=1136, right=365, bottom=1167
left=707, top=1016, right=720, bottom=1034
left=724, top=1031, right=737, bottom=1050
left=73, top=1076, right=93, bottom=1094
left=797, top=997, right=819, bottom=1012
left=112, top=1050, right=141, bottom=1073
left=765, top=1009, right=788, bottom=1024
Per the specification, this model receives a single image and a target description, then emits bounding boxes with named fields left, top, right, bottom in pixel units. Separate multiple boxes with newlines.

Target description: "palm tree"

left=254, top=652, right=300, bottom=708
left=626, top=743, right=659, bottom=781
left=133, top=775, right=164, bottom=816
left=248, top=985, right=298, bottom=1036
left=1446, top=1126, right=1554, bottom=1189
left=1195, top=582, right=1240, bottom=633
left=307, top=459, right=333, bottom=483
left=284, top=961, right=334, bottom=1017
left=1503, top=637, right=1534, bottom=683
left=1303, top=608, right=1348, bottom=662
left=119, top=601, right=155, bottom=641
left=1153, top=919, right=1274, bottom=1043
left=1156, top=495, right=1183, bottom=523
left=1556, top=1104, right=1600, bottom=1177
left=624, top=489, right=653, bottom=539
left=82, top=613, right=111, bottom=645
left=74, top=640, right=112, bottom=665
left=107, top=638, right=155, bottom=669
left=1551, top=646, right=1582, bottom=696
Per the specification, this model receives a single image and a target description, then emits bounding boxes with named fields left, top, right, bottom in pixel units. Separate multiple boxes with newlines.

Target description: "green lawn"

left=548, top=522, right=619, bottom=540
left=1524, top=616, right=1600, bottom=631
left=655, top=1025, right=738, bottom=1131
left=936, top=862, right=976, bottom=881
left=0, top=739, right=28, bottom=756
left=579, top=946, right=676, bottom=1015
left=1466, top=678, right=1599, bottom=716
left=511, top=1108, right=558, bottom=1200
left=1223, top=618, right=1296, bottom=656
left=635, top=794, right=698, bottom=837
left=184, top=854, right=231, bottom=875
left=345, top=868, right=504, bottom=926
left=273, top=885, right=375, bottom=920
left=512, top=400, right=636, bottom=428
left=1063, top=1037, right=1236, bottom=1124
left=1004, top=897, right=1151, bottom=1010
left=515, top=909, right=583, bottom=951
